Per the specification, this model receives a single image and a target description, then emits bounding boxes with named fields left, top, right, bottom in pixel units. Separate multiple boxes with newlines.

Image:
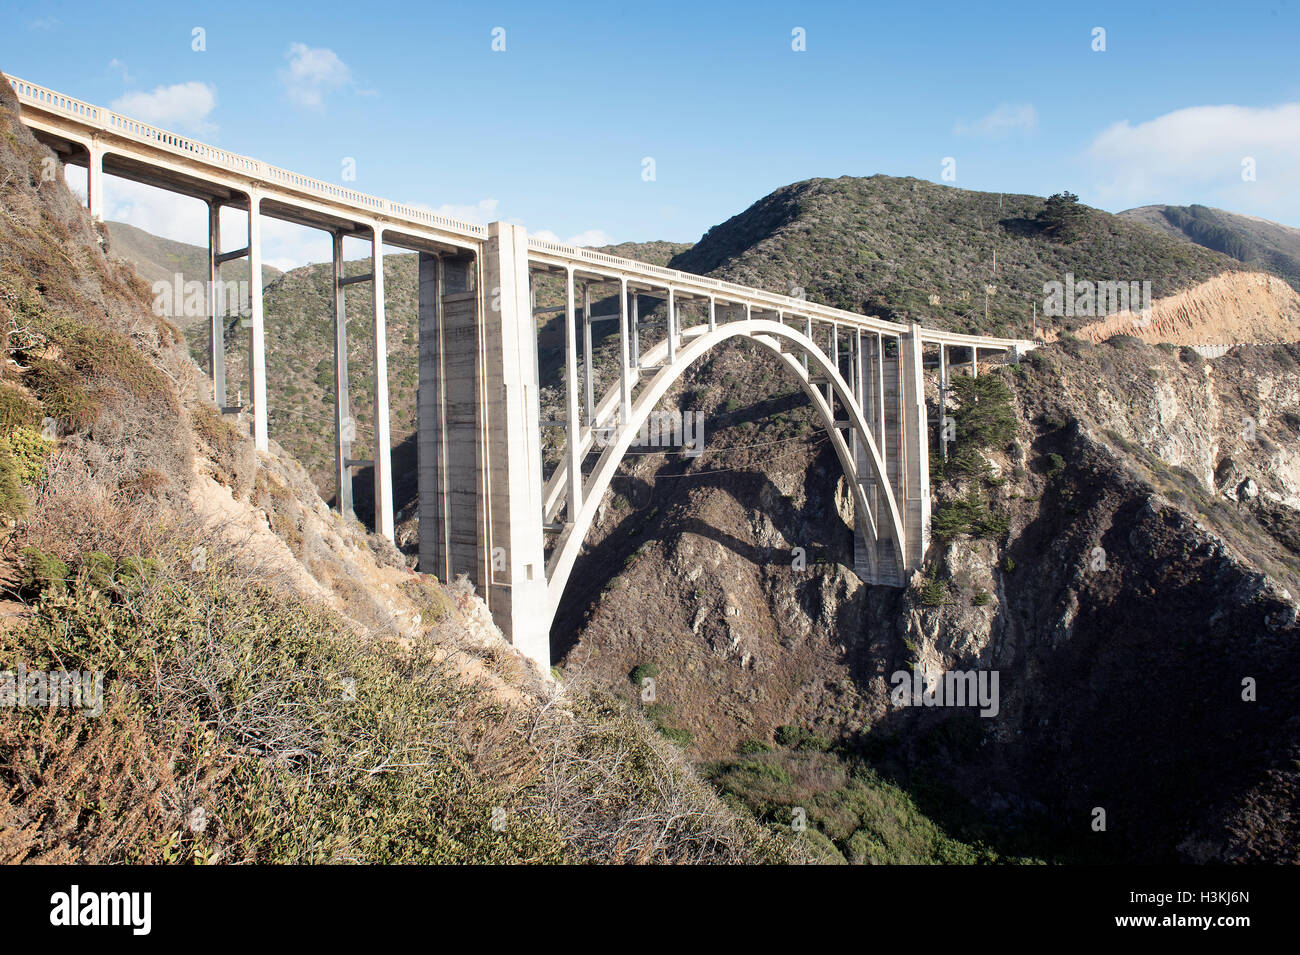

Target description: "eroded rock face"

left=1074, top=271, right=1300, bottom=346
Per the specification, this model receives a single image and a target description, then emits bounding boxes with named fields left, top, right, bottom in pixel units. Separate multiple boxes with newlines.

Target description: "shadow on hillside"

left=549, top=438, right=858, bottom=663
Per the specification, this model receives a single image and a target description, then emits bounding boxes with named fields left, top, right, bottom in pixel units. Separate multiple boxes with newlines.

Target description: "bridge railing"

left=8, top=74, right=1035, bottom=351
left=7, top=74, right=488, bottom=240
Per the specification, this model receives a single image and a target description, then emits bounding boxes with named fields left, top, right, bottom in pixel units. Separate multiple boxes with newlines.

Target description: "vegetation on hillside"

left=1121, top=202, right=1300, bottom=292
left=669, top=175, right=1244, bottom=337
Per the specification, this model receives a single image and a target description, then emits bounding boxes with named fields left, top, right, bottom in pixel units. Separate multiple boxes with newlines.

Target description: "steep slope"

left=0, top=71, right=785, bottom=865
left=669, top=176, right=1244, bottom=337
left=1122, top=204, right=1300, bottom=292
left=1072, top=271, right=1300, bottom=346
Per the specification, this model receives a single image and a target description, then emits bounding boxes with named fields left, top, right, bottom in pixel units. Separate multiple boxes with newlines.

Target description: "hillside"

left=550, top=178, right=1300, bottom=862
left=1122, top=204, right=1300, bottom=292
left=669, top=176, right=1244, bottom=337
left=29, top=128, right=1300, bottom=862
left=104, top=220, right=282, bottom=328
left=0, top=71, right=788, bottom=865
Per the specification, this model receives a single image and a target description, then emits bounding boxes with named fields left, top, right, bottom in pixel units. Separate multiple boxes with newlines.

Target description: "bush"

left=19, top=545, right=68, bottom=596
left=629, top=663, right=660, bottom=685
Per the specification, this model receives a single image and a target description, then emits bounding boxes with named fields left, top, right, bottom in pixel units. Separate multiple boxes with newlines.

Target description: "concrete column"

left=971, top=347, right=979, bottom=378
left=939, top=344, right=949, bottom=463
left=247, top=190, right=268, bottom=451
left=828, top=321, right=838, bottom=403
left=631, top=291, right=640, bottom=368
left=371, top=227, right=394, bottom=541
left=481, top=222, right=549, bottom=669
left=86, top=139, right=103, bottom=221
left=803, top=316, right=812, bottom=373
left=899, top=324, right=931, bottom=570
left=618, top=278, right=631, bottom=434
left=563, top=267, right=583, bottom=522
left=332, top=231, right=353, bottom=517
left=875, top=331, right=886, bottom=450
left=417, top=253, right=450, bottom=580
left=708, top=295, right=717, bottom=332
left=207, top=200, right=226, bottom=407
left=581, top=281, right=593, bottom=423
left=666, top=288, right=676, bottom=363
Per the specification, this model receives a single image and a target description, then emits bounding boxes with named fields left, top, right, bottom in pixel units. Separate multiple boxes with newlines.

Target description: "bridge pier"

left=370, top=228, right=394, bottom=540
left=418, top=224, right=549, bottom=669
left=86, top=137, right=103, bottom=221
left=247, top=191, right=268, bottom=452
left=206, top=199, right=226, bottom=408
left=331, top=231, right=353, bottom=517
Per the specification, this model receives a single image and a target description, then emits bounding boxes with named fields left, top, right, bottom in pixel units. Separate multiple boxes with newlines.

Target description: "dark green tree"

left=1037, top=191, right=1087, bottom=240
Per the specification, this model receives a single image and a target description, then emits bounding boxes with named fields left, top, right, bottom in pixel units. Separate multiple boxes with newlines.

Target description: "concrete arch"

left=544, top=318, right=905, bottom=620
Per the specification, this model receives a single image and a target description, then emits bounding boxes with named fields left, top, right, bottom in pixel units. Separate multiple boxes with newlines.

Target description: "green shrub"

left=629, top=663, right=660, bottom=685
left=19, top=545, right=68, bottom=596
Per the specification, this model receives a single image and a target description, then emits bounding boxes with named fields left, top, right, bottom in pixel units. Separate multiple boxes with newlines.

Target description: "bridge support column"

left=207, top=200, right=226, bottom=408
left=899, top=324, right=931, bottom=570
left=417, top=227, right=547, bottom=668
left=563, top=267, right=583, bottom=521
left=86, top=138, right=103, bottom=221
left=619, top=279, right=632, bottom=431
left=666, top=288, right=677, bottom=363
left=247, top=191, right=268, bottom=452
left=938, top=344, right=949, bottom=463
left=482, top=223, right=550, bottom=668
left=331, top=231, right=353, bottom=517
left=371, top=228, right=394, bottom=540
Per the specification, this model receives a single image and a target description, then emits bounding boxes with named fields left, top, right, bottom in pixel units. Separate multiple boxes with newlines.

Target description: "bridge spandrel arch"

left=543, top=319, right=907, bottom=623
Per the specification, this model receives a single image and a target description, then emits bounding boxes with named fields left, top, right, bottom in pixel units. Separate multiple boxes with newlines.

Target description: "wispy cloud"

left=414, top=198, right=500, bottom=224
left=534, top=228, right=614, bottom=248
left=110, top=82, right=217, bottom=134
left=1086, top=102, right=1300, bottom=218
left=953, top=103, right=1038, bottom=138
left=280, top=43, right=352, bottom=109
left=108, top=59, right=132, bottom=84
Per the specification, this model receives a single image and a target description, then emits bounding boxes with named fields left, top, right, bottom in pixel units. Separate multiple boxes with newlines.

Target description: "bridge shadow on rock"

left=548, top=438, right=865, bottom=667
left=348, top=430, right=421, bottom=551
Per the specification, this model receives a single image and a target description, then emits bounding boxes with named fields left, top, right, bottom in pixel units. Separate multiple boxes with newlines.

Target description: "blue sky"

left=3, top=0, right=1299, bottom=268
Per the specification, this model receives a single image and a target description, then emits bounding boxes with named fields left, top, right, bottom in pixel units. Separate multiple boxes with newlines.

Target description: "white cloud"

left=412, top=198, right=500, bottom=224
left=102, top=178, right=330, bottom=271
left=1086, top=103, right=1300, bottom=220
left=532, top=228, right=614, bottom=248
left=953, top=103, right=1037, bottom=137
left=110, top=81, right=217, bottom=133
left=280, top=43, right=352, bottom=109
left=108, top=59, right=132, bottom=84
